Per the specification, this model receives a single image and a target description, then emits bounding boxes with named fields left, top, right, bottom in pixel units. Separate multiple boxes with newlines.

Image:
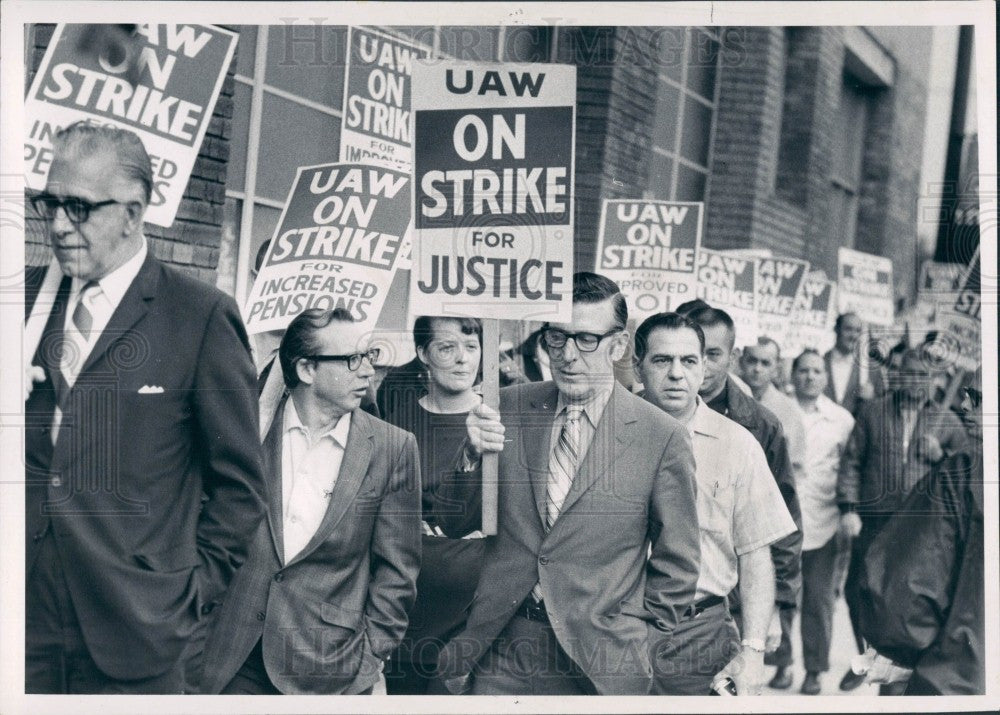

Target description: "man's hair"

left=572, top=272, right=627, bottom=329
left=53, top=122, right=153, bottom=204
left=279, top=308, right=356, bottom=389
left=686, top=306, right=736, bottom=347
left=792, top=348, right=823, bottom=372
left=634, top=312, right=705, bottom=363
left=749, top=335, right=782, bottom=361
left=413, top=315, right=482, bottom=353
left=675, top=298, right=711, bottom=317
left=834, top=312, right=860, bottom=333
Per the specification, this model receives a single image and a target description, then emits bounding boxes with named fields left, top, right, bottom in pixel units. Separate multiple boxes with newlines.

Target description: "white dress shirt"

left=687, top=398, right=797, bottom=600
left=828, top=349, right=853, bottom=404
left=281, top=398, right=352, bottom=564
left=798, top=394, right=855, bottom=551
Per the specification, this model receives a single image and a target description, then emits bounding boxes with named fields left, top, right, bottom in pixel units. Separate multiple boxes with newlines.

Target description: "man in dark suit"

left=823, top=312, right=885, bottom=415
left=199, top=308, right=421, bottom=695
left=24, top=122, right=265, bottom=693
left=435, top=272, right=701, bottom=695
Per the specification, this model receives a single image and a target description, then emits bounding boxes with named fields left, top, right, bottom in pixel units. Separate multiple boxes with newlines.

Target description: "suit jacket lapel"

left=261, top=397, right=286, bottom=563
left=559, top=384, right=634, bottom=517
left=284, top=409, right=374, bottom=568
left=523, top=383, right=559, bottom=527
left=78, top=253, right=159, bottom=377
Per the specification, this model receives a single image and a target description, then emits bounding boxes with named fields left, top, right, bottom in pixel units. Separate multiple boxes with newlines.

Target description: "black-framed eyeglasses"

left=542, top=327, right=621, bottom=353
left=31, top=193, right=126, bottom=224
left=963, top=386, right=982, bottom=408
left=304, top=348, right=382, bottom=371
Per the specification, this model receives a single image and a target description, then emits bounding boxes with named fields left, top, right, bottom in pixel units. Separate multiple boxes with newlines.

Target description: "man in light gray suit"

left=199, top=308, right=421, bottom=694
left=434, top=272, right=701, bottom=695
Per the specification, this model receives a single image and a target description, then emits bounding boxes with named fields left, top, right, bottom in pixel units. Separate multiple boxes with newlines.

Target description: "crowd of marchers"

left=24, top=122, right=984, bottom=697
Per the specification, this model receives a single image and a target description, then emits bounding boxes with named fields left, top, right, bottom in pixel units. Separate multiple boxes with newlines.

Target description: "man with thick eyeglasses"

left=199, top=308, right=421, bottom=695
left=433, top=271, right=700, bottom=695
left=23, top=122, right=266, bottom=693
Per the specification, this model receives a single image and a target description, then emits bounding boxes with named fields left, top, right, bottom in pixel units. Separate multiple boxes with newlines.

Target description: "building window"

left=774, top=27, right=809, bottom=203
left=646, top=28, right=720, bottom=202
left=829, top=73, right=873, bottom=248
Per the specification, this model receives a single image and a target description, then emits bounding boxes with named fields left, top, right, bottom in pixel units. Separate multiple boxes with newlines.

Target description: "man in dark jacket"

left=837, top=347, right=968, bottom=690
left=686, top=307, right=803, bottom=688
left=857, top=382, right=984, bottom=694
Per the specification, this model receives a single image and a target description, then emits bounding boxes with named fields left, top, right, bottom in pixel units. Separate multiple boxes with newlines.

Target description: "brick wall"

left=24, top=23, right=234, bottom=284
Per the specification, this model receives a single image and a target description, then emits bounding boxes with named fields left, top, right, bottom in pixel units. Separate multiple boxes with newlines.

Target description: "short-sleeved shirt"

left=688, top=398, right=797, bottom=601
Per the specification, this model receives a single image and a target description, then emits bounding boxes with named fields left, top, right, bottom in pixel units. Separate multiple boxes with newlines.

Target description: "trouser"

left=800, top=534, right=841, bottom=673
left=471, top=612, right=597, bottom=695
left=222, top=638, right=374, bottom=695
left=384, top=657, right=449, bottom=695
left=26, top=531, right=184, bottom=694
left=764, top=607, right=795, bottom=669
left=650, top=602, right=740, bottom=695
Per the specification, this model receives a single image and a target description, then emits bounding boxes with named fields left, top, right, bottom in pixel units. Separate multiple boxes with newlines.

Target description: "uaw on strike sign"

left=243, top=162, right=410, bottom=334
left=340, top=27, right=429, bottom=169
left=409, top=63, right=576, bottom=321
left=596, top=200, right=703, bottom=321
left=25, top=24, right=236, bottom=227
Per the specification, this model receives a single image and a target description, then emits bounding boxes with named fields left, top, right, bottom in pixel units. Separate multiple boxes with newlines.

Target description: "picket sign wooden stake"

left=481, top=319, right=500, bottom=535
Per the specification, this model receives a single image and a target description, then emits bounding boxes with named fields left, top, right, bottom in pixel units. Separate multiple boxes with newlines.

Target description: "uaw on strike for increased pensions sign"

left=25, top=24, right=236, bottom=227
left=409, top=62, right=576, bottom=321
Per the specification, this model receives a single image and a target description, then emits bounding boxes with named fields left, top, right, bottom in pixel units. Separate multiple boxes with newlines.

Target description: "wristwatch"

left=741, top=638, right=766, bottom=653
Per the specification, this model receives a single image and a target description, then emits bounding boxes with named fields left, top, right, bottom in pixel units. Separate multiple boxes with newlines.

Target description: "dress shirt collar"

left=556, top=384, right=613, bottom=428
left=283, top=397, right=351, bottom=448
left=688, top=397, right=721, bottom=439
left=70, top=234, right=147, bottom=307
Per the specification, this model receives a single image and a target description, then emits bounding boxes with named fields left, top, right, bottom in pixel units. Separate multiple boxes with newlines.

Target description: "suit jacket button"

left=274, top=573, right=283, bottom=582
left=33, top=531, right=44, bottom=542
left=50, top=477, right=61, bottom=487
left=201, top=603, right=215, bottom=615
left=256, top=611, right=265, bottom=621
left=539, top=556, right=549, bottom=565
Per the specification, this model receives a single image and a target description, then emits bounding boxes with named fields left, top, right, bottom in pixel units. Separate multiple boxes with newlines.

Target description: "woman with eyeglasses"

left=383, top=315, right=486, bottom=695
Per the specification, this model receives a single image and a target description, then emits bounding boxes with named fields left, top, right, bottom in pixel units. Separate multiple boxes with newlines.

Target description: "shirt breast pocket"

left=697, top=482, right=735, bottom=536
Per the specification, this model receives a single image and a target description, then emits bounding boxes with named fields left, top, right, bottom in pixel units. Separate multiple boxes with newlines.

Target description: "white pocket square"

left=138, top=385, right=164, bottom=394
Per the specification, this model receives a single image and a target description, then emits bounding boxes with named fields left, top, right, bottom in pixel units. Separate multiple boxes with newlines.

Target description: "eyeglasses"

left=31, top=193, right=126, bottom=224
left=304, top=348, right=382, bottom=371
left=542, top=327, right=621, bottom=353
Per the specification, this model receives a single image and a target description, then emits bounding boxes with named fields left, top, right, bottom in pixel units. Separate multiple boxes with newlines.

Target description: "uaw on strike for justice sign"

left=25, top=24, right=237, bottom=227
left=243, top=162, right=410, bottom=334
left=754, top=256, right=809, bottom=348
left=409, top=62, right=576, bottom=321
left=340, top=27, right=429, bottom=169
left=837, top=247, right=895, bottom=326
left=696, top=248, right=756, bottom=346
left=595, top=200, right=703, bottom=321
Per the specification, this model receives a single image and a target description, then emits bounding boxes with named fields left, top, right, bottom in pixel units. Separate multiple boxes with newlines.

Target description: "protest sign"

left=837, top=247, right=895, bottom=325
left=938, top=248, right=981, bottom=372
left=695, top=247, right=756, bottom=346
left=243, top=162, right=410, bottom=335
left=340, top=27, right=430, bottom=170
left=785, top=270, right=836, bottom=356
left=595, top=200, right=702, bottom=322
left=25, top=24, right=237, bottom=227
left=409, top=62, right=576, bottom=322
left=754, top=256, right=809, bottom=348
left=918, top=260, right=963, bottom=299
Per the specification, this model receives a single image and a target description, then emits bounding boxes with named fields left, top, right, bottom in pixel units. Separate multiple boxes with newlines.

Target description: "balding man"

left=824, top=312, right=885, bottom=415
left=24, top=122, right=265, bottom=692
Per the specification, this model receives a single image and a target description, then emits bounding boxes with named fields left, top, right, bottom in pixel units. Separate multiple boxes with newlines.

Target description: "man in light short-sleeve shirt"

left=635, top=312, right=797, bottom=696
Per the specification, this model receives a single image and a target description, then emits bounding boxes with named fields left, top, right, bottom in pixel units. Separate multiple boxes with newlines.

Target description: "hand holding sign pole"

left=411, top=62, right=576, bottom=534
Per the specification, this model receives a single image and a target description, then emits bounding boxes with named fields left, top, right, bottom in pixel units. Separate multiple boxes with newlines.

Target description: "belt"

left=517, top=597, right=550, bottom=623
left=683, top=594, right=726, bottom=619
